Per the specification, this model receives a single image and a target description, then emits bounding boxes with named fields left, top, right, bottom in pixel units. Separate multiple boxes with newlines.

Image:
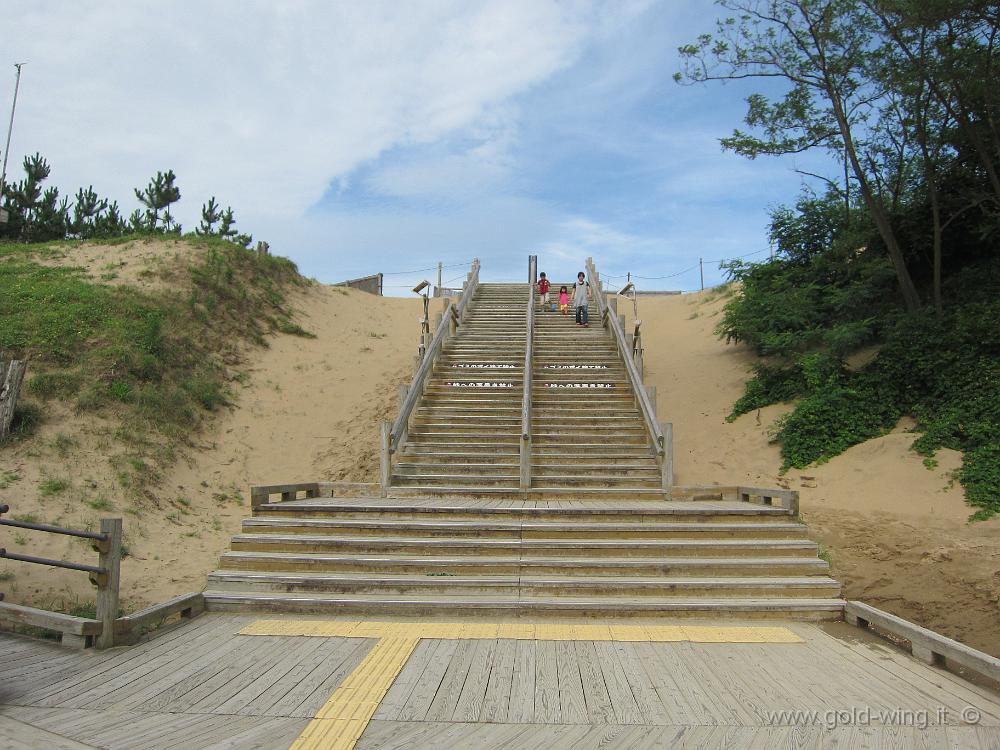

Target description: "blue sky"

left=4, top=1, right=837, bottom=294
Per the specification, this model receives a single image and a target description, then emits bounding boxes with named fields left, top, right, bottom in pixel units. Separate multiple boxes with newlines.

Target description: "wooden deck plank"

left=18, top=614, right=239, bottom=707
left=534, top=640, right=561, bottom=724
left=481, top=637, right=516, bottom=723
left=555, top=640, right=587, bottom=724
left=453, top=638, right=497, bottom=722
left=238, top=637, right=346, bottom=717
left=573, top=640, right=616, bottom=724
left=612, top=641, right=671, bottom=725
left=279, top=637, right=373, bottom=718
left=375, top=639, right=438, bottom=721
left=212, top=636, right=331, bottom=715
left=425, top=638, right=478, bottom=721
left=505, top=638, right=536, bottom=723
left=193, top=636, right=316, bottom=714
left=397, top=639, right=458, bottom=722
left=594, top=641, right=643, bottom=725
left=93, top=622, right=251, bottom=710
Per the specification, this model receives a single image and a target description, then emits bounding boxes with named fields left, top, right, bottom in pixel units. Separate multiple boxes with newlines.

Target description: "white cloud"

left=3, top=1, right=618, bottom=228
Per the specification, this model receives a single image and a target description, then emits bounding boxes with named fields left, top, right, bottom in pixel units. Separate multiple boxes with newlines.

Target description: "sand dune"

left=631, top=290, right=1000, bottom=656
left=4, top=253, right=996, bottom=658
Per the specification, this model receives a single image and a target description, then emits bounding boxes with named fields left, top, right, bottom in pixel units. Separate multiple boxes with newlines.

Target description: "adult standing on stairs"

left=572, top=271, right=591, bottom=327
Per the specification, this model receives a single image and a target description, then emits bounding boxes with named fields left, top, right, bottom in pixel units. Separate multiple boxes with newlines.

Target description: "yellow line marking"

left=289, top=637, right=418, bottom=750
left=240, top=619, right=803, bottom=643
left=259, top=619, right=805, bottom=749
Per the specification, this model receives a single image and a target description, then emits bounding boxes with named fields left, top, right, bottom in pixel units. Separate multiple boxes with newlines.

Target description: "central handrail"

left=520, top=256, right=537, bottom=490
left=389, top=259, right=480, bottom=454
left=586, top=257, right=664, bottom=457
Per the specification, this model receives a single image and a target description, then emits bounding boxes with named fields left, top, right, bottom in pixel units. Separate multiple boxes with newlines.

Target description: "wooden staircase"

left=205, top=499, right=843, bottom=618
left=204, top=260, right=845, bottom=620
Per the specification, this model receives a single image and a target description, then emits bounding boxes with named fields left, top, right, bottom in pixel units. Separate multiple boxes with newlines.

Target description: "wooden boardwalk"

left=2, top=613, right=999, bottom=748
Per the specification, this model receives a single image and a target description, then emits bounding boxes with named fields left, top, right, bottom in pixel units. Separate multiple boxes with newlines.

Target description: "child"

left=572, top=271, right=590, bottom=326
left=537, top=272, right=550, bottom=311
left=558, top=285, right=569, bottom=314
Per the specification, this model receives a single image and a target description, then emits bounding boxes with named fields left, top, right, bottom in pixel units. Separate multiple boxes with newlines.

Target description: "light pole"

left=0, top=63, right=27, bottom=217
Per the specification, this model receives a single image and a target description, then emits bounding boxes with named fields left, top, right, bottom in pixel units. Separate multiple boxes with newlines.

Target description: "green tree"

left=71, top=185, right=109, bottom=239
left=134, top=169, right=181, bottom=232
left=197, top=196, right=223, bottom=235
left=677, top=0, right=923, bottom=311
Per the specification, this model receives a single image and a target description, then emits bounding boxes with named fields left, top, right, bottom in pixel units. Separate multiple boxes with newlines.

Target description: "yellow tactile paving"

left=290, top=637, right=418, bottom=750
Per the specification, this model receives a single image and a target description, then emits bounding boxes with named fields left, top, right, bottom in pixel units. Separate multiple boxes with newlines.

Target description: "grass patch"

left=0, top=401, right=43, bottom=444
left=277, top=320, right=316, bottom=338
left=28, top=371, right=83, bottom=399
left=38, top=477, right=70, bottom=496
left=0, top=469, right=21, bottom=489
left=87, top=496, right=114, bottom=511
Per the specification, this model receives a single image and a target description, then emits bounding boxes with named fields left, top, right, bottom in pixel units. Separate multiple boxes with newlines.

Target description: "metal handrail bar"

left=586, top=257, right=664, bottom=456
left=0, top=517, right=108, bottom=541
left=520, top=257, right=537, bottom=490
left=0, top=549, right=105, bottom=575
left=389, top=259, right=480, bottom=453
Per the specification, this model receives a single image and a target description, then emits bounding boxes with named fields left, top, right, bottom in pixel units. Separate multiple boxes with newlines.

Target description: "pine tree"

left=197, top=196, right=223, bottom=235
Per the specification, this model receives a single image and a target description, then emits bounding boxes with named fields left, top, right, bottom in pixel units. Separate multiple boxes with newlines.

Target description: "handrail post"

left=379, top=420, right=392, bottom=497
left=660, top=422, right=673, bottom=491
left=520, top=255, right=536, bottom=494
left=94, top=518, right=122, bottom=649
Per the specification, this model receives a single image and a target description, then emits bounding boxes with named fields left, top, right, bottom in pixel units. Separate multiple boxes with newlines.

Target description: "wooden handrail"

left=586, top=258, right=664, bottom=456
left=520, top=256, right=537, bottom=491
left=389, top=259, right=480, bottom=454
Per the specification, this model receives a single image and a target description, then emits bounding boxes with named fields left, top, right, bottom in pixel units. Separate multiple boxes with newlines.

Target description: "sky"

left=3, top=0, right=838, bottom=294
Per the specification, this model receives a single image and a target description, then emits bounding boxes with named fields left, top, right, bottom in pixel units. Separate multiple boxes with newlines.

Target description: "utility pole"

left=0, top=63, right=26, bottom=211
left=436, top=262, right=442, bottom=297
left=699, top=258, right=704, bottom=291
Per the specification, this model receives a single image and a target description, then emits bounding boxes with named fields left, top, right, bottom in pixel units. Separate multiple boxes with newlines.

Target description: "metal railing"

left=586, top=257, right=671, bottom=488
left=520, top=256, right=537, bottom=491
left=381, top=258, right=481, bottom=492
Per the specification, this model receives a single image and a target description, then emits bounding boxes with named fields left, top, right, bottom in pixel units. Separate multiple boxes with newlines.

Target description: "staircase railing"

left=520, top=256, right=537, bottom=492
left=380, top=258, right=481, bottom=494
left=586, top=257, right=673, bottom=489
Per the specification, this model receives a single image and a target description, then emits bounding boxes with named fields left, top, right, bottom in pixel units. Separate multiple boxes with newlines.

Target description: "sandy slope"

left=630, top=290, right=1000, bottom=657
left=0, top=267, right=422, bottom=611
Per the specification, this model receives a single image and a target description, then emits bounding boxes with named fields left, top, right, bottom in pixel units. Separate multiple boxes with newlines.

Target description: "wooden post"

left=94, top=518, right=122, bottom=650
left=0, top=358, right=27, bottom=440
left=519, top=434, right=530, bottom=494
left=660, top=422, right=673, bottom=490
left=397, top=385, right=410, bottom=447
left=379, top=421, right=391, bottom=497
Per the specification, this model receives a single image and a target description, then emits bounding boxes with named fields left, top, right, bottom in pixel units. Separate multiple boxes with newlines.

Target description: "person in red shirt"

left=537, top=272, right=551, bottom=311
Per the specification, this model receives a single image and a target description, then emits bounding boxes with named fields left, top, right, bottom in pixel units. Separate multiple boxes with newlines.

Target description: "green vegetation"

left=0, top=233, right=306, bottom=495
left=682, top=2, right=1000, bottom=519
left=38, top=477, right=70, bottom=496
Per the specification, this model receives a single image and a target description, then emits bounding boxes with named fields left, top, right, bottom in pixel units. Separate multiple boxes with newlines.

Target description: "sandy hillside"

left=627, top=289, right=1000, bottom=657
left=0, top=245, right=422, bottom=612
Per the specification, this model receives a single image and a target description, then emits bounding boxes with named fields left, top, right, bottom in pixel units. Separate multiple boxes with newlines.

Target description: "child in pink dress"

left=558, top=286, right=569, bottom=314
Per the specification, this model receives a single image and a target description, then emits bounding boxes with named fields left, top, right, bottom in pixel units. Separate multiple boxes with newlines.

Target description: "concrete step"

left=229, top=534, right=820, bottom=557
left=207, top=571, right=841, bottom=598
left=241, top=517, right=811, bottom=540
left=218, top=550, right=827, bottom=576
left=390, top=474, right=520, bottom=488
left=203, top=590, right=845, bottom=619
